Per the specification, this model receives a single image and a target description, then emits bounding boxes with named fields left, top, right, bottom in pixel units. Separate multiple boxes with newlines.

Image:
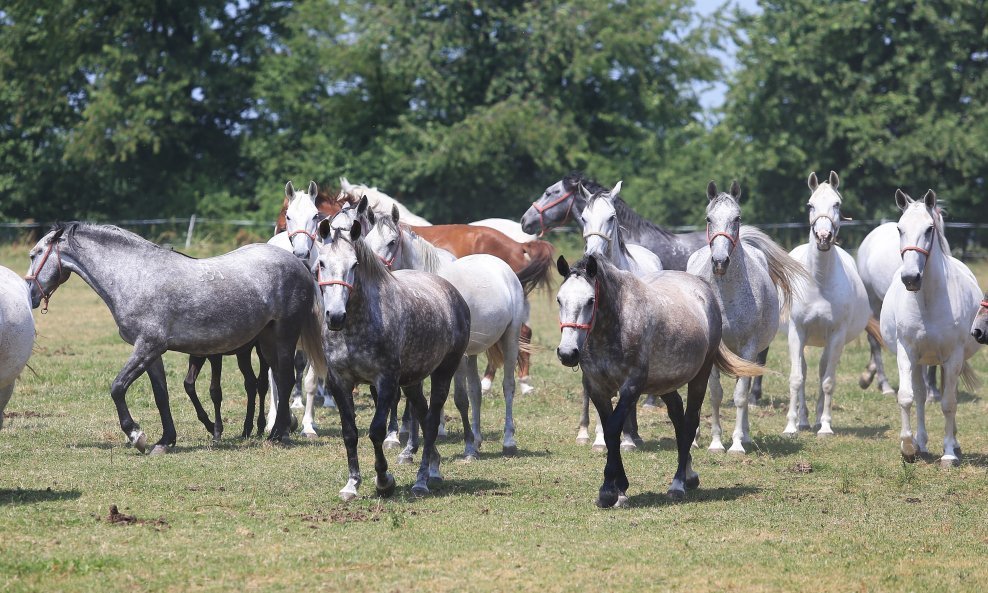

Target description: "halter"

left=900, top=224, right=938, bottom=265
left=582, top=230, right=613, bottom=245
left=378, top=226, right=403, bottom=269
left=316, top=269, right=354, bottom=292
left=531, top=190, right=575, bottom=237
left=24, top=239, right=63, bottom=314
left=980, top=299, right=988, bottom=310
left=706, top=223, right=738, bottom=254
left=559, top=280, right=599, bottom=332
left=810, top=212, right=841, bottom=239
left=288, top=228, right=319, bottom=245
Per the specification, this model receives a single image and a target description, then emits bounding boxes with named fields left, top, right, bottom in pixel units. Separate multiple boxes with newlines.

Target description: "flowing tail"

left=299, top=282, right=328, bottom=380
left=740, top=225, right=808, bottom=318
left=714, top=343, right=765, bottom=378
left=515, top=240, right=555, bottom=295
left=959, top=361, right=980, bottom=392
left=865, top=317, right=884, bottom=349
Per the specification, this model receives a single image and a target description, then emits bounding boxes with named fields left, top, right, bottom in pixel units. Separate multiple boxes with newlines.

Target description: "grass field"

left=2, top=239, right=988, bottom=593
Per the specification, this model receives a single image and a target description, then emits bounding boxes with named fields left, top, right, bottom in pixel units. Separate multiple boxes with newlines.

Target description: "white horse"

left=856, top=223, right=942, bottom=401
left=339, top=177, right=433, bottom=226
left=0, top=265, right=34, bottom=428
left=363, top=204, right=529, bottom=459
left=469, top=218, right=537, bottom=243
left=688, top=181, right=806, bottom=454
left=881, top=189, right=981, bottom=466
left=785, top=171, right=874, bottom=437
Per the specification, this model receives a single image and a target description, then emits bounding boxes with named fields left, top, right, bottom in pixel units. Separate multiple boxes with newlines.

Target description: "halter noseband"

left=559, top=279, right=599, bottom=332
left=706, top=224, right=738, bottom=254
left=289, top=229, right=319, bottom=244
left=980, top=299, right=988, bottom=310
left=378, top=226, right=403, bottom=269
left=900, top=225, right=939, bottom=265
left=532, top=190, right=575, bottom=237
left=24, top=239, right=63, bottom=314
left=316, top=269, right=354, bottom=292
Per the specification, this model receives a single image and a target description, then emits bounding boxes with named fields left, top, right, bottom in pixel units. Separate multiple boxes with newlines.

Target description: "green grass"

left=3, top=242, right=988, bottom=592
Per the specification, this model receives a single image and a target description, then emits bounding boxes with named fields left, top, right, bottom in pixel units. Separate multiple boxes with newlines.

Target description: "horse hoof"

left=149, top=444, right=171, bottom=456
left=614, top=494, right=630, bottom=508
left=502, top=444, right=517, bottom=457
left=940, top=455, right=960, bottom=468
left=397, top=454, right=415, bottom=465
left=576, top=435, right=591, bottom=445
left=858, top=373, right=873, bottom=389
left=816, top=429, right=834, bottom=438
left=900, top=436, right=917, bottom=461
left=289, top=414, right=299, bottom=433
left=595, top=490, right=619, bottom=509
left=591, top=444, right=607, bottom=453
left=685, top=475, right=700, bottom=490
left=708, top=442, right=725, bottom=453
left=666, top=488, right=686, bottom=502
left=641, top=401, right=658, bottom=410
left=632, top=437, right=645, bottom=448
left=290, top=396, right=303, bottom=410
left=728, top=444, right=747, bottom=455
left=620, top=442, right=637, bottom=452
left=797, top=424, right=811, bottom=432
left=339, top=490, right=357, bottom=502
left=383, top=438, right=402, bottom=450
left=376, top=474, right=396, bottom=497
left=130, top=431, right=147, bottom=454
left=411, top=484, right=430, bottom=497
left=882, top=388, right=897, bottom=397
left=462, top=453, right=478, bottom=463
left=301, top=430, right=318, bottom=440
left=480, top=377, right=493, bottom=393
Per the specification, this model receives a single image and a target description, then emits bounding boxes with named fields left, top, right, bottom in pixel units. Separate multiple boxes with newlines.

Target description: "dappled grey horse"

left=315, top=221, right=471, bottom=499
left=555, top=254, right=763, bottom=507
left=25, top=223, right=326, bottom=452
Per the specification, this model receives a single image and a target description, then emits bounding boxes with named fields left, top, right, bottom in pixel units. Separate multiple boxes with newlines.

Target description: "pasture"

left=2, top=240, right=988, bottom=593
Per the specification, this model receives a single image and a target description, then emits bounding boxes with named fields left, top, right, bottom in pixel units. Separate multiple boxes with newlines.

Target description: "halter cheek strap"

left=532, top=190, right=575, bottom=237
left=23, top=240, right=63, bottom=314
left=559, top=281, right=599, bottom=332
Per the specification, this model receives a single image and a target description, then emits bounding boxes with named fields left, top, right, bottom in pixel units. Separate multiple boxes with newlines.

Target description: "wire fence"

left=4, top=216, right=988, bottom=259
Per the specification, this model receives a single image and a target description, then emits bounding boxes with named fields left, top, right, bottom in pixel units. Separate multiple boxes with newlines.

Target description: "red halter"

left=900, top=226, right=937, bottom=263
left=706, top=224, right=738, bottom=254
left=532, top=190, right=575, bottom=237
left=316, top=269, right=354, bottom=292
left=378, top=227, right=403, bottom=269
left=24, top=239, right=63, bottom=314
left=980, top=299, right=988, bottom=309
left=559, top=280, right=599, bottom=332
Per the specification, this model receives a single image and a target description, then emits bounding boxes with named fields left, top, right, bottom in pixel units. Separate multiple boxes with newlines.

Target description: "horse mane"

left=57, top=222, right=189, bottom=257
left=349, top=235, right=395, bottom=286
left=395, top=221, right=448, bottom=274
left=585, top=190, right=635, bottom=260
left=932, top=206, right=950, bottom=255
left=565, top=172, right=675, bottom=240
left=568, top=254, right=625, bottom=295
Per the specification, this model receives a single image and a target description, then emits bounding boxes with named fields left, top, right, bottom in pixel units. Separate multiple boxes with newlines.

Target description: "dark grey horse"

left=555, top=254, right=762, bottom=507
left=25, top=223, right=326, bottom=453
left=314, top=221, right=470, bottom=500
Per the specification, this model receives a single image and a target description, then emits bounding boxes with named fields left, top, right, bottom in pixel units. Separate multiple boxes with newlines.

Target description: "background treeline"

left=1, top=0, right=986, bottom=229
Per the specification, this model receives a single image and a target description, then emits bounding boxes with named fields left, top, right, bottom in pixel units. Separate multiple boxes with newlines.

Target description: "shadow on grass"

left=0, top=488, right=82, bottom=506
left=750, top=434, right=804, bottom=457
left=838, top=424, right=891, bottom=439
left=417, top=477, right=511, bottom=499
left=626, top=484, right=760, bottom=508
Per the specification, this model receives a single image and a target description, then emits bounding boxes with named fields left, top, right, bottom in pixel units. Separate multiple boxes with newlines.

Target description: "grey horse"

left=314, top=221, right=470, bottom=500
left=25, top=222, right=326, bottom=453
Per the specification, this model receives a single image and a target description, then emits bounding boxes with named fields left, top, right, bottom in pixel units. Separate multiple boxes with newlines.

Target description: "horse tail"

left=740, top=225, right=808, bottom=318
left=516, top=240, right=556, bottom=296
left=959, top=361, right=980, bottom=393
left=485, top=343, right=505, bottom=370
left=714, top=343, right=766, bottom=378
left=865, top=317, right=884, bottom=349
left=299, top=283, right=327, bottom=380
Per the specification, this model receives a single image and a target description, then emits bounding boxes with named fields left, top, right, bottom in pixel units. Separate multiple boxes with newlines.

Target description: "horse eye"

left=705, top=217, right=711, bottom=223
left=734, top=217, right=741, bottom=224
left=588, top=298, right=595, bottom=306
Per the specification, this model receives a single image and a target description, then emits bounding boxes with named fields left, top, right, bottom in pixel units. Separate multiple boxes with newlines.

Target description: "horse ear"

left=610, top=180, right=623, bottom=198
left=556, top=255, right=570, bottom=278
left=578, top=182, right=593, bottom=201
left=51, top=227, right=65, bottom=242
left=367, top=208, right=377, bottom=226
left=357, top=195, right=369, bottom=214
left=894, top=189, right=912, bottom=210
left=339, top=177, right=351, bottom=192
left=391, top=204, right=400, bottom=223
left=308, top=181, right=318, bottom=198
left=829, top=170, right=839, bottom=189
left=586, top=255, right=598, bottom=278
left=706, top=181, right=717, bottom=201
left=285, top=181, right=295, bottom=198
left=730, top=180, right=741, bottom=201
left=807, top=172, right=819, bottom=191
left=318, top=218, right=332, bottom=240
left=349, top=223, right=362, bottom=242
left=922, top=189, right=937, bottom=209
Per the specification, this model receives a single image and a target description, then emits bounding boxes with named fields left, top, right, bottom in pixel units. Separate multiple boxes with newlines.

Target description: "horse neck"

left=803, top=235, right=841, bottom=283
left=917, top=236, right=951, bottom=295
left=60, top=230, right=159, bottom=310
left=404, top=232, right=448, bottom=273
left=586, top=272, right=622, bottom=345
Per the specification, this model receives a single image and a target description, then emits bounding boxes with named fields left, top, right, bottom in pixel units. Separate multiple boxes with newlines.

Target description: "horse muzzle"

left=901, top=271, right=922, bottom=292
left=712, top=258, right=730, bottom=276
left=327, top=312, right=347, bottom=331
left=557, top=346, right=580, bottom=367
left=972, top=325, right=988, bottom=344
left=520, top=212, right=539, bottom=235
left=814, top=232, right=834, bottom=251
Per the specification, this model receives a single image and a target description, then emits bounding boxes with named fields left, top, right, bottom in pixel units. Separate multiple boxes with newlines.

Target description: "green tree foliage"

left=723, top=0, right=988, bottom=223
left=0, top=0, right=286, bottom=221
left=246, top=0, right=721, bottom=224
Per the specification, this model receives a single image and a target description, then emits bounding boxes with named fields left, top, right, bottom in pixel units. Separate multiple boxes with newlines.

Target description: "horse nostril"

left=973, top=328, right=983, bottom=341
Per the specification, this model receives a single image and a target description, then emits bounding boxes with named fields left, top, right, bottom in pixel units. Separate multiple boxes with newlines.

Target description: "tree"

left=723, top=0, right=988, bottom=224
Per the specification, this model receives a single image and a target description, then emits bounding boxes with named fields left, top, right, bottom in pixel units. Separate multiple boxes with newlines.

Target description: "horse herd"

left=3, top=171, right=988, bottom=508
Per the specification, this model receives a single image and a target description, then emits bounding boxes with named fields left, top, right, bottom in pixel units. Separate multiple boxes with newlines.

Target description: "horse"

left=687, top=180, right=807, bottom=454
left=337, top=179, right=554, bottom=396
left=856, top=222, right=942, bottom=401
left=576, top=180, right=663, bottom=452
left=555, top=254, right=762, bottom=506
left=469, top=218, right=537, bottom=243
left=784, top=171, right=875, bottom=437
left=882, top=189, right=981, bottom=466
left=339, top=177, right=432, bottom=226
left=25, top=223, right=326, bottom=452
left=0, top=265, right=34, bottom=429
left=363, top=204, right=529, bottom=460
left=314, top=220, right=471, bottom=499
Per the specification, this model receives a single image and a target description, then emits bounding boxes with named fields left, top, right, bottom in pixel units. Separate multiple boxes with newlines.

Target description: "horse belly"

left=0, top=276, right=35, bottom=386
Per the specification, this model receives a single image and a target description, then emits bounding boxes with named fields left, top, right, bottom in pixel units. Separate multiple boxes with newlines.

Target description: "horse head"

left=523, top=177, right=579, bottom=236
left=555, top=254, right=600, bottom=367
left=972, top=293, right=988, bottom=344
left=705, top=180, right=742, bottom=275
left=316, top=220, right=362, bottom=330
left=894, top=188, right=943, bottom=292
left=581, top=181, right=623, bottom=259
left=363, top=204, right=403, bottom=269
left=806, top=170, right=843, bottom=251
left=25, top=224, right=71, bottom=311
left=283, top=180, right=322, bottom=260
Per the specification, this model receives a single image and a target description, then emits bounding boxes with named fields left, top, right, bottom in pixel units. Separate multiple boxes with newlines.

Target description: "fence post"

left=185, top=214, right=196, bottom=249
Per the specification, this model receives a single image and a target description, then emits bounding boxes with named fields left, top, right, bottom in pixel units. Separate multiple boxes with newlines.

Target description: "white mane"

left=339, top=177, right=432, bottom=226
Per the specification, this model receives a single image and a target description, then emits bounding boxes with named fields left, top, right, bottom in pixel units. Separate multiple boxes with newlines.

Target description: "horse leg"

left=414, top=354, right=460, bottom=495
left=914, top=364, right=929, bottom=455
left=784, top=323, right=809, bottom=436
left=596, top=377, right=639, bottom=508
left=264, top=367, right=278, bottom=434
left=895, top=343, right=922, bottom=462
left=399, top=384, right=424, bottom=465
left=939, top=357, right=963, bottom=467
left=451, top=358, right=480, bottom=460
left=109, top=345, right=167, bottom=453
left=369, top=376, right=399, bottom=497
left=499, top=329, right=520, bottom=456
left=861, top=331, right=895, bottom=395
left=924, top=366, right=942, bottom=403
left=621, top=401, right=641, bottom=451
left=466, top=355, right=487, bottom=455
left=730, top=372, right=755, bottom=454
left=254, top=352, right=270, bottom=438
left=661, top=390, right=695, bottom=499
left=383, top=391, right=402, bottom=450
left=676, top=359, right=713, bottom=495
left=749, top=347, right=769, bottom=404
left=517, top=323, right=534, bottom=395
left=145, top=356, right=177, bottom=455
left=182, top=355, right=217, bottom=436
left=299, top=365, right=319, bottom=438
left=481, top=358, right=497, bottom=394
left=291, top=350, right=306, bottom=409
left=327, top=371, right=361, bottom=500
left=236, top=349, right=258, bottom=439
left=263, top=333, right=298, bottom=443
left=707, top=367, right=725, bottom=452
left=576, top=388, right=592, bottom=445
left=206, top=355, right=224, bottom=442
left=814, top=334, right=845, bottom=436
